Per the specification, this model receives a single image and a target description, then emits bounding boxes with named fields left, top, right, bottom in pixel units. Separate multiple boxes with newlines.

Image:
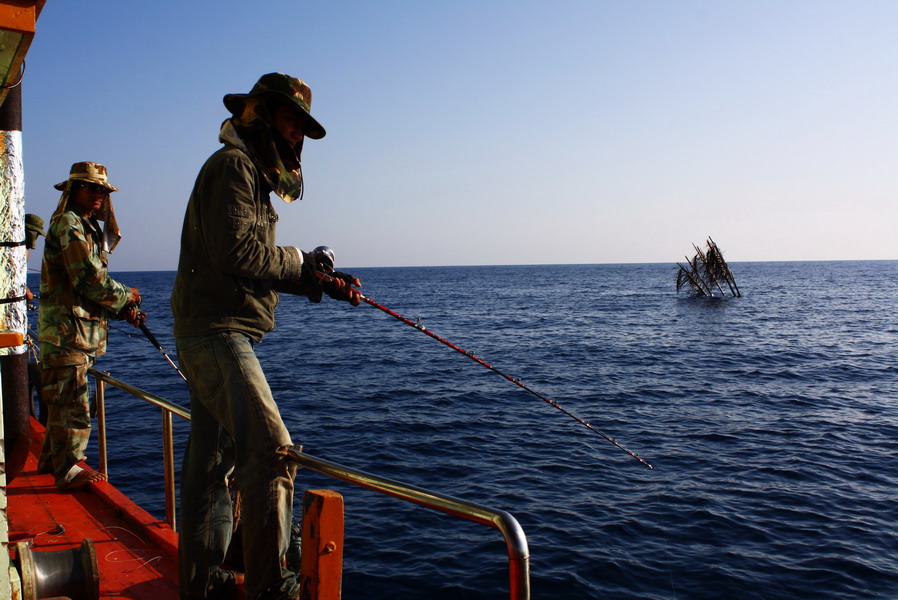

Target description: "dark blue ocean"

left=29, top=261, right=898, bottom=599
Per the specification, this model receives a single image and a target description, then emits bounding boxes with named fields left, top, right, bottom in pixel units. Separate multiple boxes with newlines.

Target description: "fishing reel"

left=311, top=245, right=336, bottom=272
left=307, top=246, right=362, bottom=305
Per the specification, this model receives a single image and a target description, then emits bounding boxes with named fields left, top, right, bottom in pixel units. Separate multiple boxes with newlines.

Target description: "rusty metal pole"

left=0, top=83, right=30, bottom=485
left=0, top=6, right=46, bottom=596
left=0, top=76, right=27, bottom=600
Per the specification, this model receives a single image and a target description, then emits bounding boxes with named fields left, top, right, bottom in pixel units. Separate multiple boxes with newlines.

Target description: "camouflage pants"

left=37, top=349, right=95, bottom=487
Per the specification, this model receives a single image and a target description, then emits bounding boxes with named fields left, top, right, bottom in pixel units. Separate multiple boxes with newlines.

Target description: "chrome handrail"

left=88, top=369, right=530, bottom=600
left=285, top=448, right=530, bottom=600
left=90, top=368, right=189, bottom=530
left=90, top=368, right=190, bottom=419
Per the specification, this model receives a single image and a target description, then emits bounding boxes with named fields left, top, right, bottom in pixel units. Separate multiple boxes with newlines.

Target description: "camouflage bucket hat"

left=53, top=161, right=119, bottom=192
left=223, top=72, right=326, bottom=140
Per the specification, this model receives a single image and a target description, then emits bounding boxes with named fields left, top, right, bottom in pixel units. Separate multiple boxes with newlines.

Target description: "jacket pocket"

left=69, top=305, right=102, bottom=353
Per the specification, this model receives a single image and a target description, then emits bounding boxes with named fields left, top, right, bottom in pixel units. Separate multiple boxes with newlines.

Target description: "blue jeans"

left=176, top=331, right=297, bottom=599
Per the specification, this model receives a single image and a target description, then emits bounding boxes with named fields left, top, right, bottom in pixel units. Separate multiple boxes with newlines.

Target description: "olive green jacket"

left=38, top=210, right=132, bottom=356
left=171, top=145, right=304, bottom=341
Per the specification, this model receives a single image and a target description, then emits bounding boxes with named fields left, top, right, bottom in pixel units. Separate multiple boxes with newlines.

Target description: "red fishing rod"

left=312, top=247, right=654, bottom=470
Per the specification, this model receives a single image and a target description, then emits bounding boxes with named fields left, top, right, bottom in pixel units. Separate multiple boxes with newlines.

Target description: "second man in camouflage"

left=37, top=161, right=145, bottom=490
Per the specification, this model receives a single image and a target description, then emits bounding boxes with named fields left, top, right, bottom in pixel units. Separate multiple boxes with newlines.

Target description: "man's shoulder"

left=196, top=145, right=260, bottom=196
left=52, top=209, right=82, bottom=225
left=48, top=210, right=85, bottom=236
left=204, top=144, right=255, bottom=172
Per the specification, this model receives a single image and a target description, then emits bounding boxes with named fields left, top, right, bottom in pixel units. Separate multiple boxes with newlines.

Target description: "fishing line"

left=102, top=525, right=163, bottom=572
left=109, top=323, right=143, bottom=339
left=312, top=255, right=653, bottom=469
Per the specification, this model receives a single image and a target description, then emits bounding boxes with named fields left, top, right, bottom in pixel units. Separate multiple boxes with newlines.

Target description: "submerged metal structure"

left=676, top=237, right=741, bottom=298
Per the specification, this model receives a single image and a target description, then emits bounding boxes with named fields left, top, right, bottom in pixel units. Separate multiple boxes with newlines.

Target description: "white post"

left=0, top=89, right=26, bottom=354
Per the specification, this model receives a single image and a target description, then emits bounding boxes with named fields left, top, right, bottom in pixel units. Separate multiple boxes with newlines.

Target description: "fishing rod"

left=29, top=296, right=189, bottom=383
left=136, top=315, right=188, bottom=383
left=311, top=247, right=654, bottom=470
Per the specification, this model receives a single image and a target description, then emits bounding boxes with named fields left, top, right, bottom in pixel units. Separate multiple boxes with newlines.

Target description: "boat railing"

left=88, top=368, right=531, bottom=600
left=90, top=368, right=187, bottom=530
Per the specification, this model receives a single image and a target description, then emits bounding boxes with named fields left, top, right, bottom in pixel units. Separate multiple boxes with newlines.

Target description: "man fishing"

left=171, top=73, right=361, bottom=600
left=37, top=162, right=144, bottom=489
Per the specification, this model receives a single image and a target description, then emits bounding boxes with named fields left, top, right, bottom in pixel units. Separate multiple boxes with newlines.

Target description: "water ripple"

left=61, top=261, right=898, bottom=599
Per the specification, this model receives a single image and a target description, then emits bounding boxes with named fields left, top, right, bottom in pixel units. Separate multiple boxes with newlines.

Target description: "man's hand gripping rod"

left=311, top=247, right=654, bottom=469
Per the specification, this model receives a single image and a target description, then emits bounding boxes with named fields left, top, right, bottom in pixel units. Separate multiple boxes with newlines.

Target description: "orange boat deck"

left=7, top=419, right=179, bottom=599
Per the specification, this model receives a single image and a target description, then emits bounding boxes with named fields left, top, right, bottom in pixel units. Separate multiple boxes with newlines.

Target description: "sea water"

left=29, top=261, right=898, bottom=599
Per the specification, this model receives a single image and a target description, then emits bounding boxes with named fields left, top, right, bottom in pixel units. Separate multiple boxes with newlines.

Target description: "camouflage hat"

left=53, top=161, right=119, bottom=192
left=24, top=213, right=44, bottom=249
left=223, top=73, right=326, bottom=140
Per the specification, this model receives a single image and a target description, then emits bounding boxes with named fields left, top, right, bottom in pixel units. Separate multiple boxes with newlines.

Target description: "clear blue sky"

left=21, top=1, right=898, bottom=271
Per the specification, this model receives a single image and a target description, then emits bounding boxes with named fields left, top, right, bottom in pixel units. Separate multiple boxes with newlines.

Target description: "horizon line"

left=79, top=257, right=898, bottom=274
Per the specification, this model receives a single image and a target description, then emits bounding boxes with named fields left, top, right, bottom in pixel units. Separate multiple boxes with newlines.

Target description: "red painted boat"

left=7, top=418, right=179, bottom=599
left=7, top=405, right=530, bottom=600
